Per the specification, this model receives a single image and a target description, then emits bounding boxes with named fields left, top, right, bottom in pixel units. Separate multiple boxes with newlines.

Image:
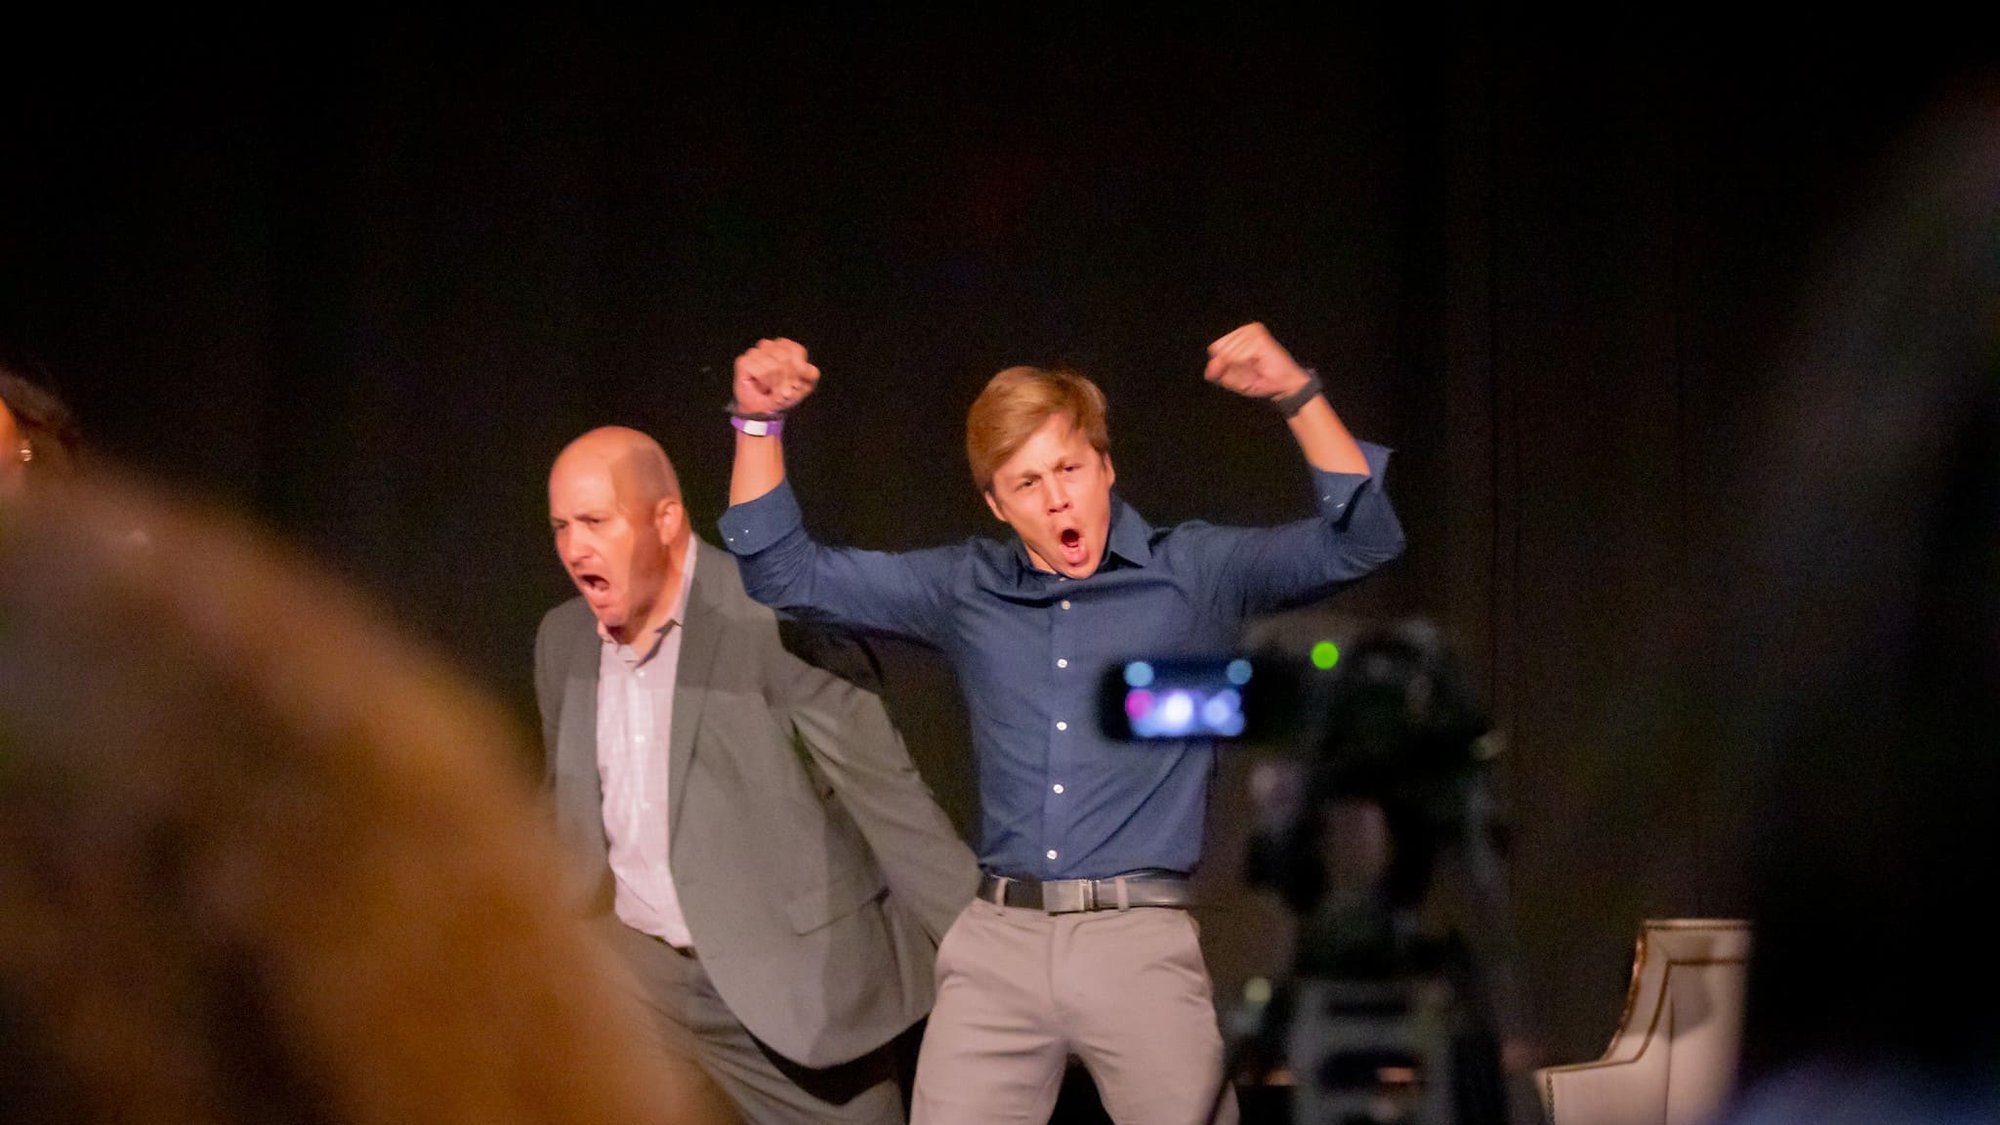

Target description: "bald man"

left=536, top=427, right=978, bottom=1123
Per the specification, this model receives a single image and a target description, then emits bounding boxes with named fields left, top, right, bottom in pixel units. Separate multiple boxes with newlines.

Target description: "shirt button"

left=1057, top=658, right=1068, bottom=668
left=1046, top=849, right=1059, bottom=860
left=1060, top=599, right=1071, bottom=610
left=1055, top=721, right=1068, bottom=731
left=1052, top=783, right=1065, bottom=794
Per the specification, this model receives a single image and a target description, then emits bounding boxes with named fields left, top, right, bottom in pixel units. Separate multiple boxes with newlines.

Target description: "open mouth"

left=577, top=573, right=611, bottom=597
left=1057, top=527, right=1088, bottom=569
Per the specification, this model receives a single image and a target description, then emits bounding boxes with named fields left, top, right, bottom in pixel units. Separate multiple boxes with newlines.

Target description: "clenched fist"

left=1203, top=322, right=1313, bottom=401
left=733, top=337, right=821, bottom=417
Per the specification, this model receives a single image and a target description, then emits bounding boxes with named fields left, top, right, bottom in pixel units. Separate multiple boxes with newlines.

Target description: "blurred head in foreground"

left=1723, top=83, right=2000, bottom=1122
left=0, top=364, right=82, bottom=496
left=0, top=472, right=732, bottom=1123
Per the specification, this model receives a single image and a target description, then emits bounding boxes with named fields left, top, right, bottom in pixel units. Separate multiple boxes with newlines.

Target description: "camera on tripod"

left=1100, top=619, right=1522, bottom=1125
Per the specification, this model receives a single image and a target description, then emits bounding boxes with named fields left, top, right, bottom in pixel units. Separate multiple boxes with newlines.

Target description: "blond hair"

left=964, top=365, right=1110, bottom=491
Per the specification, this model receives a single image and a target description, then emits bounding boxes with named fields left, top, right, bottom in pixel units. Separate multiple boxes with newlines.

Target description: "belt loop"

left=1114, top=875, right=1130, bottom=912
left=991, top=875, right=1010, bottom=907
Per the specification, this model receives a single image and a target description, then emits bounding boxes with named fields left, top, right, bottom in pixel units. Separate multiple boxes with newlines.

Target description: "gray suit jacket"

left=536, top=538, right=977, bottom=1069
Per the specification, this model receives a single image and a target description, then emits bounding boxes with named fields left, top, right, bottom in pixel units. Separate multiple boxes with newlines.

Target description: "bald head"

left=551, top=426, right=682, bottom=509
left=547, top=427, right=689, bottom=643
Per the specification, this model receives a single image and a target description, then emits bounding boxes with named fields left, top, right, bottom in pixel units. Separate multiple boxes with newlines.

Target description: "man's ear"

left=653, top=495, right=683, bottom=545
left=983, top=488, right=1007, bottom=523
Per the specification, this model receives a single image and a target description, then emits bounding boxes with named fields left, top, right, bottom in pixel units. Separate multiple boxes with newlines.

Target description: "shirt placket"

left=1041, top=581, right=1080, bottom=876
left=627, top=658, right=663, bottom=857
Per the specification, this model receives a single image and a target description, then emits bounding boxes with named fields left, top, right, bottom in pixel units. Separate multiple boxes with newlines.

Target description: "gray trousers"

left=911, top=898, right=1240, bottom=1124
left=605, top=921, right=908, bottom=1125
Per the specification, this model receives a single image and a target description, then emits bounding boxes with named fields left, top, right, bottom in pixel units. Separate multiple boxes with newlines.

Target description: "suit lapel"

left=669, top=540, right=727, bottom=840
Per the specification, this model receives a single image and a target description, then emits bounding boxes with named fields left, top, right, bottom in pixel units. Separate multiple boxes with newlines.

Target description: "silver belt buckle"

left=1041, top=878, right=1094, bottom=914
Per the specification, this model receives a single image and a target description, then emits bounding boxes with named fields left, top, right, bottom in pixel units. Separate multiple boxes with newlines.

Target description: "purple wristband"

left=731, top=414, right=784, bottom=438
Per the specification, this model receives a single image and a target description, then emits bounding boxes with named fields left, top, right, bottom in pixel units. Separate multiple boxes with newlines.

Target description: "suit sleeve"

left=533, top=609, right=566, bottom=790
left=768, top=619, right=978, bottom=943
left=532, top=605, right=613, bottom=915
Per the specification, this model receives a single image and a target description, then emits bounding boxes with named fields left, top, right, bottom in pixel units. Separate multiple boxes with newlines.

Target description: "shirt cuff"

left=719, top=480, right=804, bottom=555
left=1310, top=440, right=1393, bottom=519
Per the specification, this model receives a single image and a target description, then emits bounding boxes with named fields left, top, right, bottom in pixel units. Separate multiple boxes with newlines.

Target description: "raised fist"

left=733, top=337, right=820, bottom=417
left=1203, top=322, right=1312, bottom=401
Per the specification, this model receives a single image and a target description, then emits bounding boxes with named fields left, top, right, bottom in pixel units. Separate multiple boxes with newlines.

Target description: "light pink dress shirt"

left=596, top=550, right=697, bottom=948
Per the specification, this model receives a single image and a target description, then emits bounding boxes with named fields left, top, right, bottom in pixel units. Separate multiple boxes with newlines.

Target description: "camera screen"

left=1101, top=656, right=1274, bottom=740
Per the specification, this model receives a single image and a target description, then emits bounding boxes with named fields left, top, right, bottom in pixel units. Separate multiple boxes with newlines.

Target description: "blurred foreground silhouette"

left=0, top=470, right=736, bottom=1124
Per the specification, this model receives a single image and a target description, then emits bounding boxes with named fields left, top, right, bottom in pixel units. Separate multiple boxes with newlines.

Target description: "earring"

left=18, top=442, right=30, bottom=463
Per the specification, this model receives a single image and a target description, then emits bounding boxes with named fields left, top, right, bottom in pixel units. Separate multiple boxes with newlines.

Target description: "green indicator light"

left=1310, top=641, right=1340, bottom=670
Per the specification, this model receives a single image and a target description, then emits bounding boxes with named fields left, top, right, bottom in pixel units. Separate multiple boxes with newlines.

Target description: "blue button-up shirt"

left=720, top=441, right=1403, bottom=880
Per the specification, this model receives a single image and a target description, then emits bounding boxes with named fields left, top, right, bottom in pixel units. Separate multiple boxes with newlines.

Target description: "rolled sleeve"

left=1309, top=441, right=1394, bottom=523
left=720, top=480, right=805, bottom=556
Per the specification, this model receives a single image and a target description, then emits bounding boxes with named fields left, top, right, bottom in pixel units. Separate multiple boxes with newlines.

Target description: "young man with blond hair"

left=719, top=324, right=1405, bottom=1123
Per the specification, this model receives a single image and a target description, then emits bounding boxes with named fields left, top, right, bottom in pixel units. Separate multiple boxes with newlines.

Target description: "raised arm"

left=720, top=338, right=957, bottom=646
left=1204, top=321, right=1371, bottom=475
left=729, top=337, right=820, bottom=507
left=1193, top=322, right=1404, bottom=615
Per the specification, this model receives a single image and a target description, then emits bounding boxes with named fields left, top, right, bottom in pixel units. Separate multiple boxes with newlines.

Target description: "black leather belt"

left=979, top=870, right=1193, bottom=914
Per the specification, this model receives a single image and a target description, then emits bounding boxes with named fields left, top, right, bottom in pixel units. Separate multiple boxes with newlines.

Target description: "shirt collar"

left=1002, top=493, right=1155, bottom=585
left=1103, top=495, right=1154, bottom=569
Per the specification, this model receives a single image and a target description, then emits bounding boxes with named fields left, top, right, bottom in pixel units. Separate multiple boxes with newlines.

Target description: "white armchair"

left=1535, top=918, right=1752, bottom=1125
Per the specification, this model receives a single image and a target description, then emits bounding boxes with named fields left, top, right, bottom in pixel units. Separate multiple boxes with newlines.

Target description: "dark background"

left=4, top=10, right=1990, bottom=1089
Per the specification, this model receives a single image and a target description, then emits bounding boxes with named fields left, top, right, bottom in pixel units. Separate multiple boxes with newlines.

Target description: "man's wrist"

left=1272, top=368, right=1324, bottom=418
left=731, top=414, right=784, bottom=438
left=728, top=400, right=785, bottom=437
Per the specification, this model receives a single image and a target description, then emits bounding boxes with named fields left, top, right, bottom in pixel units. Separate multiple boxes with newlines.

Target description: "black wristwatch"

left=1273, top=369, right=1324, bottom=418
